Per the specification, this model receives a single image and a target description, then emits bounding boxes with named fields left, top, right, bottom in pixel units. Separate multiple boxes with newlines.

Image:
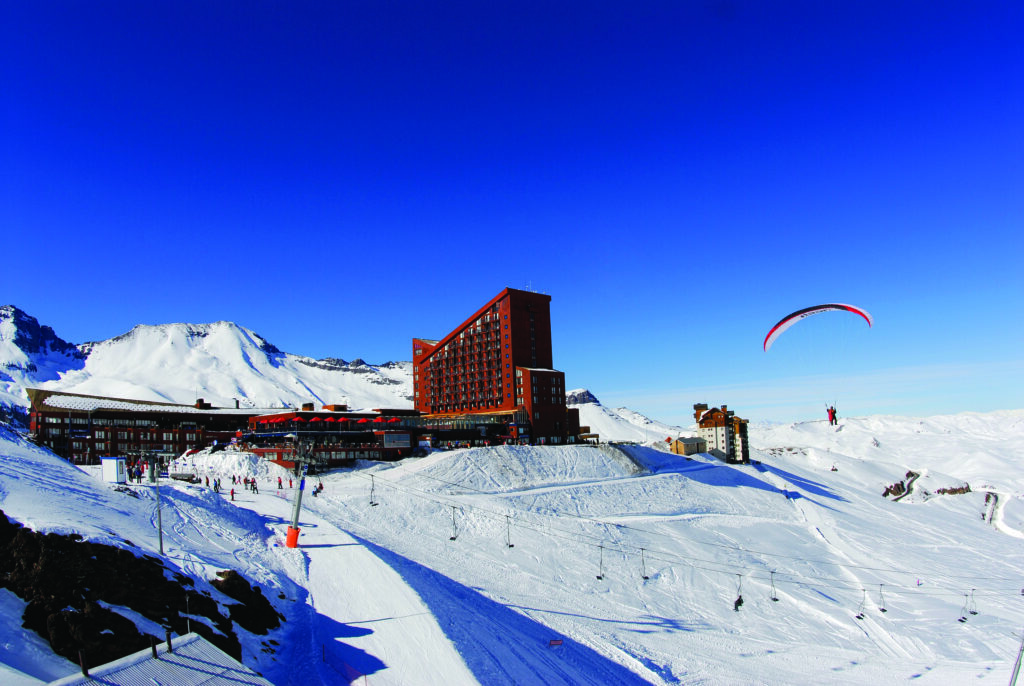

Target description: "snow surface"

left=2, top=319, right=412, bottom=413
left=2, top=411, right=1024, bottom=684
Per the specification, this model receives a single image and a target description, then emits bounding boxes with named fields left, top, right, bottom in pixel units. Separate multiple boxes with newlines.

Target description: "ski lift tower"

left=284, top=435, right=313, bottom=548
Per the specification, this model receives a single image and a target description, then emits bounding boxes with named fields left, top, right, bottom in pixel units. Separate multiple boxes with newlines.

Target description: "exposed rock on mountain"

left=566, top=388, right=600, bottom=405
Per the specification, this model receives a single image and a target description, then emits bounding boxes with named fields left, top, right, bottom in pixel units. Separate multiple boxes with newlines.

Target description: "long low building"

left=27, top=388, right=262, bottom=463
left=27, top=389, right=542, bottom=467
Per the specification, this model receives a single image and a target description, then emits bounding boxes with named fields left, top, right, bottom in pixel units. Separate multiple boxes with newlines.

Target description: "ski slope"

left=2, top=411, right=1024, bottom=684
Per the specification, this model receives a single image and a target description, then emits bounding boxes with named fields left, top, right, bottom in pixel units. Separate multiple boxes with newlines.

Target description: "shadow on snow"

left=349, top=532, right=656, bottom=685
left=650, top=460, right=845, bottom=510
left=316, top=612, right=387, bottom=683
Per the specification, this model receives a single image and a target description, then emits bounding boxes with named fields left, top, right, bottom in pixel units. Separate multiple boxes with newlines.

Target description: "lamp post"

left=144, top=449, right=164, bottom=556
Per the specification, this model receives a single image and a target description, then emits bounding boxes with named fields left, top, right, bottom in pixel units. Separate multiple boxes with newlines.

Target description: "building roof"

left=28, top=389, right=263, bottom=416
left=48, top=633, right=273, bottom=686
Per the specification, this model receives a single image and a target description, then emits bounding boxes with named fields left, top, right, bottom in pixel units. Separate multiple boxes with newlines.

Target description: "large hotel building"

left=413, top=287, right=578, bottom=444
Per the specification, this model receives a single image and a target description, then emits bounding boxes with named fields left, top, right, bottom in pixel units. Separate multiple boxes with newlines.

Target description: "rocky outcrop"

left=210, top=569, right=283, bottom=635
left=566, top=389, right=600, bottom=405
left=0, top=509, right=282, bottom=668
left=0, top=305, right=83, bottom=363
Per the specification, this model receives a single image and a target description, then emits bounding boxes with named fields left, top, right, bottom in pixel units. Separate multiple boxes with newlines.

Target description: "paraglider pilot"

left=826, top=405, right=838, bottom=426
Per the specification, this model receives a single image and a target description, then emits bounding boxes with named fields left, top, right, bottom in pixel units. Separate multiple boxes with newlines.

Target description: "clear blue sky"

left=3, top=2, right=1022, bottom=424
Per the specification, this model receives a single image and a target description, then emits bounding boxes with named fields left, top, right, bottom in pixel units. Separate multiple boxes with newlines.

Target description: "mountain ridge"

left=0, top=306, right=413, bottom=415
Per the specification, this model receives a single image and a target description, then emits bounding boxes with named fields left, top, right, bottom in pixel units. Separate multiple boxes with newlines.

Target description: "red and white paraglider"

left=763, top=303, right=873, bottom=352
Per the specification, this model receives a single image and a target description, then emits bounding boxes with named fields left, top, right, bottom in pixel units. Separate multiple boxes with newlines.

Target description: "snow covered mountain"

left=3, top=410, right=1024, bottom=684
left=0, top=306, right=86, bottom=418
left=567, top=387, right=687, bottom=442
left=0, top=306, right=412, bottom=414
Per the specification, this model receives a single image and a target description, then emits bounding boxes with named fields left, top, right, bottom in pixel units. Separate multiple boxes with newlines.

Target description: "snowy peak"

left=565, top=388, right=685, bottom=443
left=0, top=305, right=83, bottom=369
left=0, top=308, right=414, bottom=416
left=82, top=320, right=282, bottom=357
left=41, top=319, right=413, bottom=411
left=566, top=388, right=600, bottom=406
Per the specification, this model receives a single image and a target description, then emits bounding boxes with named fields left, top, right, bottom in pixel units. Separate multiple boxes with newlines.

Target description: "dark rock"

left=0, top=509, right=264, bottom=666
left=211, top=570, right=283, bottom=634
left=566, top=389, right=600, bottom=405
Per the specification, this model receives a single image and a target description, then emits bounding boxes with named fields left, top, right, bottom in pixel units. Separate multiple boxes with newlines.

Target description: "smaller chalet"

left=669, top=436, right=707, bottom=456
left=693, top=403, right=749, bottom=464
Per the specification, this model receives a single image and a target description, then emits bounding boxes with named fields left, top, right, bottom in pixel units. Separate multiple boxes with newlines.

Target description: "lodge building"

left=412, top=287, right=579, bottom=445
left=694, top=403, right=750, bottom=464
left=27, top=388, right=261, bottom=463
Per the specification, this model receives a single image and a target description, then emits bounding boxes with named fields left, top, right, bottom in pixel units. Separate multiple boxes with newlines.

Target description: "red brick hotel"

left=413, top=288, right=578, bottom=444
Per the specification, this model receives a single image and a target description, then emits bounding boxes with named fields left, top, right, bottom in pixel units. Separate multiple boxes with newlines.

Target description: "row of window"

left=43, top=416, right=161, bottom=427
left=45, top=428, right=197, bottom=441
left=68, top=441, right=179, bottom=452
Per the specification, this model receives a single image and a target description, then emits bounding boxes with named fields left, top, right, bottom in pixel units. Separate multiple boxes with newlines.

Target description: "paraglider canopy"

left=763, top=303, right=872, bottom=352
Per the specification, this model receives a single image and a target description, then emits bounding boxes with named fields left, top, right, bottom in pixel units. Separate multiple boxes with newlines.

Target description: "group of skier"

left=826, top=405, right=839, bottom=426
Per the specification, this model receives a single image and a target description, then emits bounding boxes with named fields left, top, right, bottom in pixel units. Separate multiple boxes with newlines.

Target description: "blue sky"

left=3, top=2, right=1022, bottom=424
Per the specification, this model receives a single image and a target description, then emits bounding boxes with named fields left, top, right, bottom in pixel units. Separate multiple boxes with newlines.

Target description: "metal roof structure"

left=28, top=388, right=262, bottom=416
left=47, top=633, right=273, bottom=686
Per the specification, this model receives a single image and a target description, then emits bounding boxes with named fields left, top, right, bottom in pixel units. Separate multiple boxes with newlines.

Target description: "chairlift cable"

left=339, top=469, right=1024, bottom=596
